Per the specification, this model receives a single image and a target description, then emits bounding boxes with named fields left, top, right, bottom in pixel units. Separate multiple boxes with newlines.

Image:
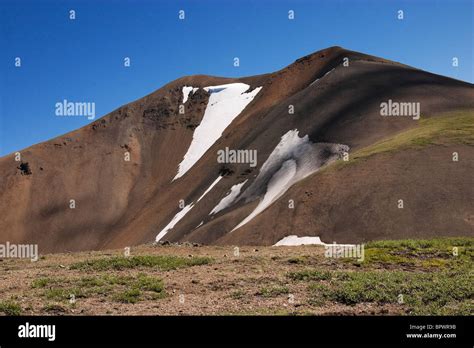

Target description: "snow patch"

left=155, top=204, right=193, bottom=242
left=174, top=83, right=262, bottom=180
left=197, top=176, right=223, bottom=202
left=182, top=86, right=198, bottom=104
left=274, top=235, right=325, bottom=246
left=232, top=129, right=349, bottom=232
left=210, top=179, right=248, bottom=215
left=232, top=159, right=296, bottom=231
left=274, top=235, right=358, bottom=247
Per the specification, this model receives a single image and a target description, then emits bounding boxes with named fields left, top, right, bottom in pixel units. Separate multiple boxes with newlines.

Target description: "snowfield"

left=232, top=129, right=349, bottom=232
left=174, top=83, right=262, bottom=180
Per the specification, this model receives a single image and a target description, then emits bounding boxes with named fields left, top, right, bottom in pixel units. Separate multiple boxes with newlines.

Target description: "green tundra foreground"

left=0, top=238, right=472, bottom=315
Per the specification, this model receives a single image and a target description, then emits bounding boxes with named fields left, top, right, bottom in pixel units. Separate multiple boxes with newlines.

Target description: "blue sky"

left=1, top=0, right=472, bottom=156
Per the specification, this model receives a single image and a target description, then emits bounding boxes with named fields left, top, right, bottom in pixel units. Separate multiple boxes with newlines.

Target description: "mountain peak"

left=1, top=47, right=473, bottom=253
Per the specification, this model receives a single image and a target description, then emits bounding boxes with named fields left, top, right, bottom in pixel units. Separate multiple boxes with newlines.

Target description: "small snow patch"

left=210, top=179, right=248, bottom=215
left=155, top=204, right=193, bottom=242
left=274, top=235, right=325, bottom=246
left=182, top=86, right=198, bottom=104
left=197, top=176, right=223, bottom=202
left=274, top=235, right=358, bottom=247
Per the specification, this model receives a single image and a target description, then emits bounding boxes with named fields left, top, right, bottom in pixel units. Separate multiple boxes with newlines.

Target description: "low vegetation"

left=32, top=273, right=166, bottom=304
left=360, top=237, right=473, bottom=269
left=257, top=285, right=290, bottom=298
left=310, top=270, right=472, bottom=314
left=70, top=255, right=212, bottom=271
left=287, top=269, right=332, bottom=281
left=321, top=110, right=474, bottom=173
left=288, top=237, right=474, bottom=315
left=354, top=111, right=474, bottom=160
left=0, top=300, right=22, bottom=316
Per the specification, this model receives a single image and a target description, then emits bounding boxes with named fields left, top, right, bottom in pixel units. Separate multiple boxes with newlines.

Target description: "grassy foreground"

left=0, top=238, right=472, bottom=315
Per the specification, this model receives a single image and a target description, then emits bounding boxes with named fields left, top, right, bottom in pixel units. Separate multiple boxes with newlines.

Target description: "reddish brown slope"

left=163, top=49, right=474, bottom=245
left=1, top=46, right=473, bottom=253
left=0, top=75, right=240, bottom=252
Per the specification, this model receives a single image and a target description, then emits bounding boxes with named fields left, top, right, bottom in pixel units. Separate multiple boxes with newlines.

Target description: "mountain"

left=1, top=46, right=473, bottom=253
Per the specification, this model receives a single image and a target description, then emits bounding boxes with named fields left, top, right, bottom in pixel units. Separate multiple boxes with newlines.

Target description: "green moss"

left=287, top=269, right=332, bottom=281
left=31, top=277, right=54, bottom=288
left=358, top=237, right=474, bottom=269
left=365, top=237, right=473, bottom=250
left=287, top=256, right=308, bottom=264
left=35, top=273, right=166, bottom=304
left=134, top=273, right=166, bottom=294
left=0, top=301, right=22, bottom=316
left=257, top=285, right=290, bottom=298
left=42, top=304, right=67, bottom=313
left=306, top=269, right=473, bottom=315
left=70, top=255, right=212, bottom=271
left=299, top=237, right=474, bottom=315
left=308, top=271, right=474, bottom=315
left=43, top=287, right=85, bottom=301
left=113, top=288, right=141, bottom=304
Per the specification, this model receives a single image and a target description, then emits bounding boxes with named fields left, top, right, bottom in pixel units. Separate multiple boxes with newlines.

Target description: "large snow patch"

left=174, top=83, right=262, bottom=180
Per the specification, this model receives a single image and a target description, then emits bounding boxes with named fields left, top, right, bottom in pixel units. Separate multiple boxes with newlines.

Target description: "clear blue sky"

left=1, top=0, right=472, bottom=156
